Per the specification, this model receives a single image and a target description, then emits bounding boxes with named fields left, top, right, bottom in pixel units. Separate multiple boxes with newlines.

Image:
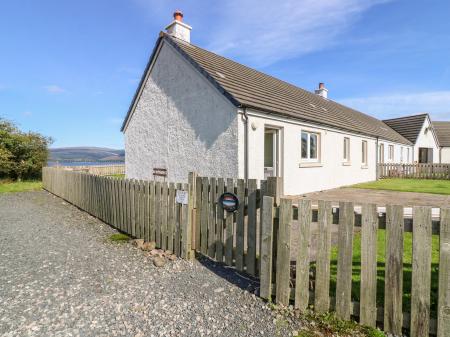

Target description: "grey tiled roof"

left=433, top=121, right=450, bottom=147
left=123, top=34, right=412, bottom=145
left=383, top=114, right=428, bottom=144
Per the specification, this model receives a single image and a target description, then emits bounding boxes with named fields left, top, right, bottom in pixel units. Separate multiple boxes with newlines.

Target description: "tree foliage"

left=0, top=119, right=52, bottom=180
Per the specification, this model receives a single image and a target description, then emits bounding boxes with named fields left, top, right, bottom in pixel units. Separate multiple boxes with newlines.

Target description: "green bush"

left=0, top=118, right=52, bottom=180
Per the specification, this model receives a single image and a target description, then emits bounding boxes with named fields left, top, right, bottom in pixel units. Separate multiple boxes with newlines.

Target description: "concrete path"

left=0, top=191, right=299, bottom=337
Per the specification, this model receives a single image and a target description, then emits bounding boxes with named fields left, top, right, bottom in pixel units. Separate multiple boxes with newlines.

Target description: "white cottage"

left=383, top=114, right=440, bottom=163
left=433, top=121, right=450, bottom=163
left=121, top=12, right=413, bottom=195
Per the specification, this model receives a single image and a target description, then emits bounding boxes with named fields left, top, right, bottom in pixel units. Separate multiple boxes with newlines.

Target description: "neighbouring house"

left=383, top=114, right=440, bottom=164
left=433, top=121, right=450, bottom=163
left=121, top=11, right=415, bottom=195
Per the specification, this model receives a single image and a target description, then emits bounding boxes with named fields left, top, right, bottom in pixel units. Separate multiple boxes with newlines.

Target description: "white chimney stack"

left=315, top=82, right=328, bottom=99
left=165, top=10, right=192, bottom=43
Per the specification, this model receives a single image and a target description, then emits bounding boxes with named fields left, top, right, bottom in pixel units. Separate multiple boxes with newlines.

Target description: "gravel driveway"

left=0, top=191, right=299, bottom=337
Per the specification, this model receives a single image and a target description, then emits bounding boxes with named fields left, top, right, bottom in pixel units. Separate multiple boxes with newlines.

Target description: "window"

left=379, top=143, right=384, bottom=163
left=400, top=147, right=404, bottom=163
left=388, top=145, right=394, bottom=161
left=301, top=131, right=319, bottom=161
left=407, top=148, right=410, bottom=162
left=343, top=137, right=350, bottom=162
left=362, top=141, right=368, bottom=165
left=419, top=147, right=433, bottom=163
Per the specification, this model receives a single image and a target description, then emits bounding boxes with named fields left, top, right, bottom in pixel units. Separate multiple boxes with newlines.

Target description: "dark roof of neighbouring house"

left=382, top=114, right=428, bottom=144
left=122, top=34, right=412, bottom=145
left=433, top=121, right=450, bottom=147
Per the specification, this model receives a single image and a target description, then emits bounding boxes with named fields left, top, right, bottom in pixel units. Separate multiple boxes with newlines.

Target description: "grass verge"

left=0, top=180, right=42, bottom=193
left=352, top=178, right=450, bottom=195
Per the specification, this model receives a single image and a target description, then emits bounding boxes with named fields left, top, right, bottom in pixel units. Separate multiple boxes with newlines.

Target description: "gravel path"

left=0, top=191, right=299, bottom=337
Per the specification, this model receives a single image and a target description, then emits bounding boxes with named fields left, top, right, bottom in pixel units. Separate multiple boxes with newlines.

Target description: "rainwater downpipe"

left=239, top=107, right=249, bottom=181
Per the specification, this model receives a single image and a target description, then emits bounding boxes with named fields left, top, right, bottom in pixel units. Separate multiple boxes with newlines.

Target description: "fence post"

left=187, top=172, right=197, bottom=260
left=266, top=176, right=283, bottom=283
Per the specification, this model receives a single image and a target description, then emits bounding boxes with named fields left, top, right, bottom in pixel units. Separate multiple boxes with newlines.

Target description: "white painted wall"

left=440, top=147, right=450, bottom=163
left=413, top=117, right=440, bottom=163
left=244, top=110, right=401, bottom=195
left=124, top=41, right=239, bottom=183
left=377, top=140, right=413, bottom=164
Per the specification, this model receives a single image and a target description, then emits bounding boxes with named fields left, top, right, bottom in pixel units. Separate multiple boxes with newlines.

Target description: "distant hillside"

left=49, top=147, right=125, bottom=162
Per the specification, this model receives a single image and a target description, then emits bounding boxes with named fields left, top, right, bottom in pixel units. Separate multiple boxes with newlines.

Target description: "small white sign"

left=176, top=190, right=189, bottom=205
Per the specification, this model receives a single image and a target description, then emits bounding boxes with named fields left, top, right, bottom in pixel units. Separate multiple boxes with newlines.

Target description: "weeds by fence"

left=378, top=163, right=450, bottom=179
left=43, top=167, right=450, bottom=336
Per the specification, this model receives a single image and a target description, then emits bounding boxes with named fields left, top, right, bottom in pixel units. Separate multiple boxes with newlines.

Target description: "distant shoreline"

left=47, top=161, right=124, bottom=167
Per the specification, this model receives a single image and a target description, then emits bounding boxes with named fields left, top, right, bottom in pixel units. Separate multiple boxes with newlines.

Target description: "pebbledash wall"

left=242, top=109, right=413, bottom=195
left=124, top=40, right=239, bottom=183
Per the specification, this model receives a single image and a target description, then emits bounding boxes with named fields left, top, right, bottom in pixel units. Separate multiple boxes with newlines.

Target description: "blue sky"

left=1, top=0, right=450, bottom=149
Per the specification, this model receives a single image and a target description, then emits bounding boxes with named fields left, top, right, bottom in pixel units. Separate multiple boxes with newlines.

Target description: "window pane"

left=362, top=141, right=367, bottom=164
left=344, top=138, right=350, bottom=160
left=264, top=132, right=274, bottom=167
left=310, top=134, right=317, bottom=159
left=301, top=132, right=308, bottom=159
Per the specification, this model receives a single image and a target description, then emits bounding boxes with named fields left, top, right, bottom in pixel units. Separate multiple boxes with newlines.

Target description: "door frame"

left=264, top=126, right=283, bottom=178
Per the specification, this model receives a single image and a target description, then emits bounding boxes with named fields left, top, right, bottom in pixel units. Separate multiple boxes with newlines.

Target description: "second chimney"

left=315, top=82, right=328, bottom=99
left=165, top=10, right=192, bottom=43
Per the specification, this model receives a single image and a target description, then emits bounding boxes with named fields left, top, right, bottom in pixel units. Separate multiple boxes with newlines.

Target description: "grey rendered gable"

left=121, top=36, right=239, bottom=132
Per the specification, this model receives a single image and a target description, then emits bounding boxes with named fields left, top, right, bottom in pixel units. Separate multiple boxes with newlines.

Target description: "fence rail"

left=42, top=167, right=193, bottom=258
left=378, top=163, right=450, bottom=179
left=43, top=167, right=450, bottom=336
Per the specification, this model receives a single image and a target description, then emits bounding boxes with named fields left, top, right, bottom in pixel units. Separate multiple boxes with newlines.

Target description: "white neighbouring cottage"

left=383, top=114, right=440, bottom=164
left=433, top=121, right=450, bottom=163
left=121, top=11, right=414, bottom=195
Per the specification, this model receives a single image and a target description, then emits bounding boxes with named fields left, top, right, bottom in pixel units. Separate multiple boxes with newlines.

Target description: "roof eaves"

left=244, top=104, right=413, bottom=145
left=121, top=34, right=164, bottom=132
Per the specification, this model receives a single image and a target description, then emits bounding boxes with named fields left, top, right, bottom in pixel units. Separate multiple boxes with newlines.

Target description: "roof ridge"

left=382, top=113, right=429, bottom=122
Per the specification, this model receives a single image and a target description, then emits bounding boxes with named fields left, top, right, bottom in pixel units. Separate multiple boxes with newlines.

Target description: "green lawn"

left=352, top=178, right=450, bottom=195
left=0, top=180, right=43, bottom=193
left=327, top=229, right=440, bottom=318
left=106, top=174, right=125, bottom=178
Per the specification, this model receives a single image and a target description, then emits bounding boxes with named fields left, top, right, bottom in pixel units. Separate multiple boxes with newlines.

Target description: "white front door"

left=264, top=129, right=279, bottom=179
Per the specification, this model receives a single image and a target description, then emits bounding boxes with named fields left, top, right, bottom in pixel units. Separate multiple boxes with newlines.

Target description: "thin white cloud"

left=339, top=91, right=450, bottom=121
left=22, top=111, right=33, bottom=117
left=205, top=0, right=391, bottom=66
left=133, top=0, right=391, bottom=67
left=44, top=85, right=66, bottom=94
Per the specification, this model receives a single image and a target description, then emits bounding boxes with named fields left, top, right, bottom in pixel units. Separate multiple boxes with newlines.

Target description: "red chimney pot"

left=173, top=10, right=183, bottom=22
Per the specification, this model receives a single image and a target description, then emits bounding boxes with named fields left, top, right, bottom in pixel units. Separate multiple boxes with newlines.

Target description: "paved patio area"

left=299, top=187, right=450, bottom=207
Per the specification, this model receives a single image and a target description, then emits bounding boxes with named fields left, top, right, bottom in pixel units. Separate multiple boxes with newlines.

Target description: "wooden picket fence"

left=42, top=167, right=194, bottom=258
left=379, top=163, right=450, bottom=179
left=43, top=167, right=450, bottom=336
left=195, top=175, right=450, bottom=337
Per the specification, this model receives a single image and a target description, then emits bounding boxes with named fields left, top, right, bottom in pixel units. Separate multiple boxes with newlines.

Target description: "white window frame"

left=388, top=145, right=394, bottom=161
left=343, top=137, right=351, bottom=163
left=400, top=147, right=404, bottom=163
left=362, top=140, right=368, bottom=166
left=301, top=131, right=320, bottom=162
